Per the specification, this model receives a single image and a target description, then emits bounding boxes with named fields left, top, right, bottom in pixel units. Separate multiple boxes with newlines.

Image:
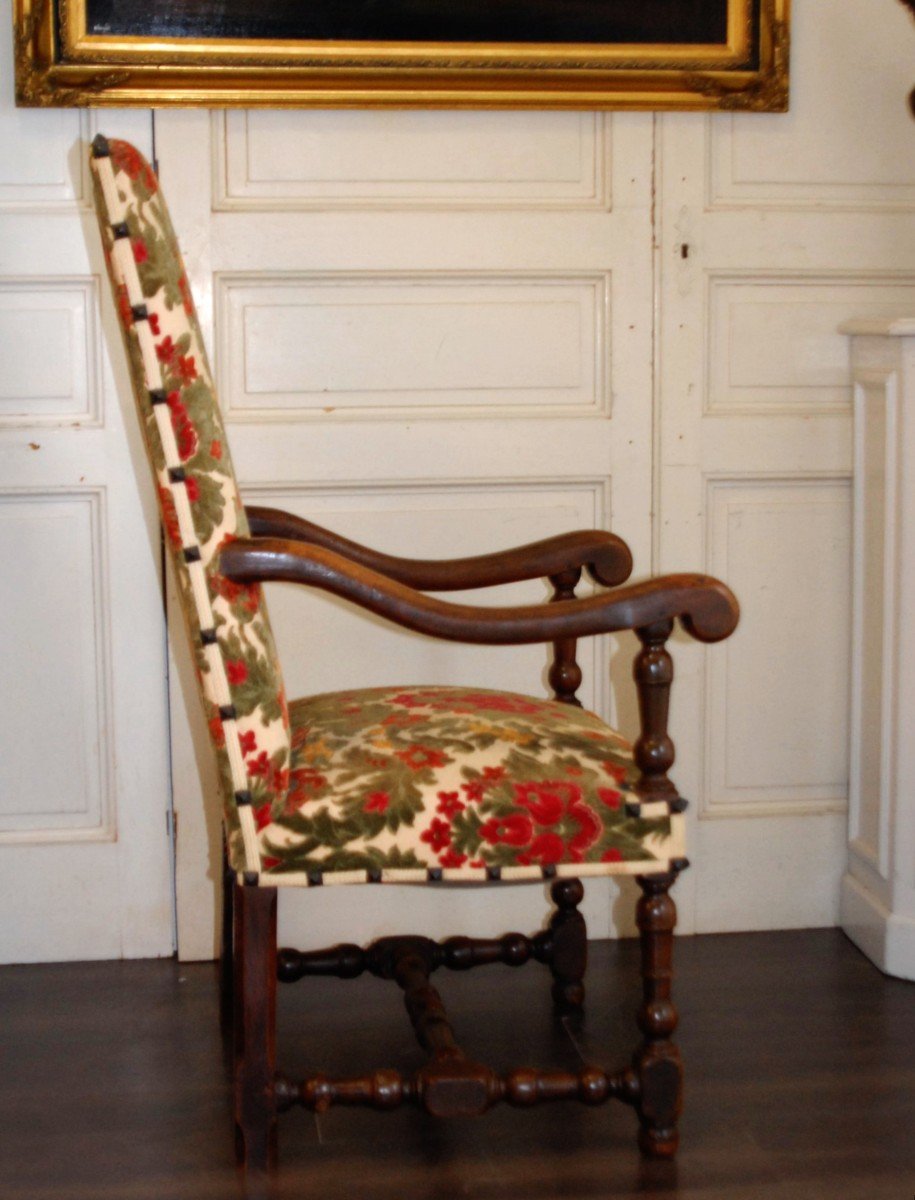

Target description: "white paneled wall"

left=217, top=273, right=609, bottom=418
left=3, top=0, right=914, bottom=961
left=0, top=5, right=173, bottom=963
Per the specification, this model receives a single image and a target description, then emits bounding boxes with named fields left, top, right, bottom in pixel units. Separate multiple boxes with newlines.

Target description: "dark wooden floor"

left=1, top=929, right=912, bottom=1200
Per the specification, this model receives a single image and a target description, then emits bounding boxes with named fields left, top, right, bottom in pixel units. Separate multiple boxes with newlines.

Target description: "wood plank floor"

left=1, top=929, right=912, bottom=1200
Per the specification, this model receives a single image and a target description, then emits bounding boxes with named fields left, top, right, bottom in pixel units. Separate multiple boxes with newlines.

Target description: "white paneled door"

left=656, top=0, right=915, bottom=932
left=0, top=8, right=173, bottom=961
left=157, top=108, right=657, bottom=957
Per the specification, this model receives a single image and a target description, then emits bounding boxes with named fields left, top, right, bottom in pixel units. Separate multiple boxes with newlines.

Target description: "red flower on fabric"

left=394, top=745, right=449, bottom=771
left=261, top=855, right=281, bottom=871
left=601, top=848, right=623, bottom=863
left=482, top=766, right=506, bottom=784
left=175, top=354, right=198, bottom=384
left=110, top=140, right=157, bottom=192
left=210, top=439, right=223, bottom=461
left=178, top=274, right=194, bottom=316
left=597, top=787, right=621, bottom=810
left=439, top=849, right=467, bottom=869
left=212, top=556, right=260, bottom=615
left=518, top=832, right=565, bottom=866
left=148, top=312, right=161, bottom=336
left=247, top=751, right=270, bottom=777
left=470, top=859, right=486, bottom=869
left=131, top=239, right=148, bottom=264
left=436, top=792, right=464, bottom=819
left=208, top=713, right=225, bottom=748
left=165, top=391, right=198, bottom=462
left=420, top=818, right=452, bottom=853
left=568, top=803, right=600, bottom=860
left=116, top=283, right=132, bottom=328
left=514, top=781, right=582, bottom=826
left=508, top=783, right=601, bottom=866
left=254, top=804, right=273, bottom=832
left=602, top=761, right=629, bottom=783
left=157, top=485, right=181, bottom=548
left=239, top=730, right=257, bottom=755
left=460, top=768, right=506, bottom=804
left=184, top=476, right=200, bottom=503
left=479, top=813, right=533, bottom=847
left=459, top=693, right=542, bottom=714
left=286, top=769, right=326, bottom=807
left=271, top=767, right=289, bottom=794
left=226, top=659, right=248, bottom=685
left=156, top=337, right=177, bottom=365
left=364, top=791, right=390, bottom=814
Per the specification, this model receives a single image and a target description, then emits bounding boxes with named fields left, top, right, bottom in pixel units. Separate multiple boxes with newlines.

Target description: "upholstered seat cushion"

left=251, top=686, right=685, bottom=885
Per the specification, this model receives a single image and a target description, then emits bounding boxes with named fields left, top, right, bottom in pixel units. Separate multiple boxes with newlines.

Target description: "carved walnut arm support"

left=219, top=537, right=738, bottom=647
left=244, top=505, right=634, bottom=591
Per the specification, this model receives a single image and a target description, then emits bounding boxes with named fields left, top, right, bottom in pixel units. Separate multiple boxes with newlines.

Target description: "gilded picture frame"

left=15, top=0, right=789, bottom=111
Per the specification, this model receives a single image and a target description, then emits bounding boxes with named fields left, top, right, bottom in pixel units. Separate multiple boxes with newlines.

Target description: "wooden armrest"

left=244, top=505, right=633, bottom=590
left=219, top=537, right=739, bottom=646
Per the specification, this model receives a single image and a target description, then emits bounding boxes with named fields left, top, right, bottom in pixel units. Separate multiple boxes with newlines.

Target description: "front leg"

left=633, top=869, right=682, bottom=1158
left=547, top=877, right=587, bottom=1013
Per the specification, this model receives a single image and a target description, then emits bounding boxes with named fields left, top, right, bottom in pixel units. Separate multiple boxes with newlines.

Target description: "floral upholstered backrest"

left=90, top=135, right=289, bottom=878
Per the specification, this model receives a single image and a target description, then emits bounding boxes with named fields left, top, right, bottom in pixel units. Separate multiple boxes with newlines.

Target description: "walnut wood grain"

left=633, top=620, right=678, bottom=800
left=548, top=567, right=584, bottom=706
left=219, top=538, right=739, bottom=646
left=233, top=884, right=277, bottom=1174
left=274, top=1063, right=633, bottom=1114
left=547, top=878, right=588, bottom=1012
left=277, top=930, right=551, bottom=984
left=633, top=870, right=682, bottom=1159
left=245, top=505, right=634, bottom=591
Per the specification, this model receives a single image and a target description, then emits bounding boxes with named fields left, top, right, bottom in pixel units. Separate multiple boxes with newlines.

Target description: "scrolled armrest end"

left=678, top=580, right=739, bottom=644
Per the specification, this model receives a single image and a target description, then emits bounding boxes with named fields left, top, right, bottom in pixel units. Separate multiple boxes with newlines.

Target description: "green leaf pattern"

left=92, top=139, right=291, bottom=868
left=260, top=686, right=677, bottom=877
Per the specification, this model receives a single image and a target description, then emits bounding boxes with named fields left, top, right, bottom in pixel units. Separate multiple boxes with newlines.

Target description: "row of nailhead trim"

left=235, top=842, right=690, bottom=888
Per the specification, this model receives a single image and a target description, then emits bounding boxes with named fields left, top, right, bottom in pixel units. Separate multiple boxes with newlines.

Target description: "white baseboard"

left=840, top=872, right=915, bottom=981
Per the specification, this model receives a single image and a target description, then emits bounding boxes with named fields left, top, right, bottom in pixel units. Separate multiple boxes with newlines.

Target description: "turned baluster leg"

left=633, top=620, right=677, bottom=801
left=233, top=883, right=278, bottom=1174
left=630, top=620, right=683, bottom=1155
left=549, top=568, right=583, bottom=707
left=633, top=870, right=682, bottom=1158
left=548, top=877, right=587, bottom=1012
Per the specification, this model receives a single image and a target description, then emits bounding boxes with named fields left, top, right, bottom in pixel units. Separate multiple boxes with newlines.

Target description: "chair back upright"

left=90, top=135, right=290, bottom=879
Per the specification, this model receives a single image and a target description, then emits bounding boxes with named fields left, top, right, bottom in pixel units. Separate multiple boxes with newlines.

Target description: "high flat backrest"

left=90, top=135, right=290, bottom=878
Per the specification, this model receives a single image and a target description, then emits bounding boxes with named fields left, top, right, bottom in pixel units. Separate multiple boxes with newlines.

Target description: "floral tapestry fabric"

left=256, top=686, right=684, bottom=884
left=90, top=137, right=290, bottom=873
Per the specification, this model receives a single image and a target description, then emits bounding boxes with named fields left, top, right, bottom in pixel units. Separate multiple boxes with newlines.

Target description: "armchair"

left=89, top=133, right=738, bottom=1180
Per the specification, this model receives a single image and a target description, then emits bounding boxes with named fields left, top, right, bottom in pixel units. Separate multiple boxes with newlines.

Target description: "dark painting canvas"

left=86, top=0, right=731, bottom=46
